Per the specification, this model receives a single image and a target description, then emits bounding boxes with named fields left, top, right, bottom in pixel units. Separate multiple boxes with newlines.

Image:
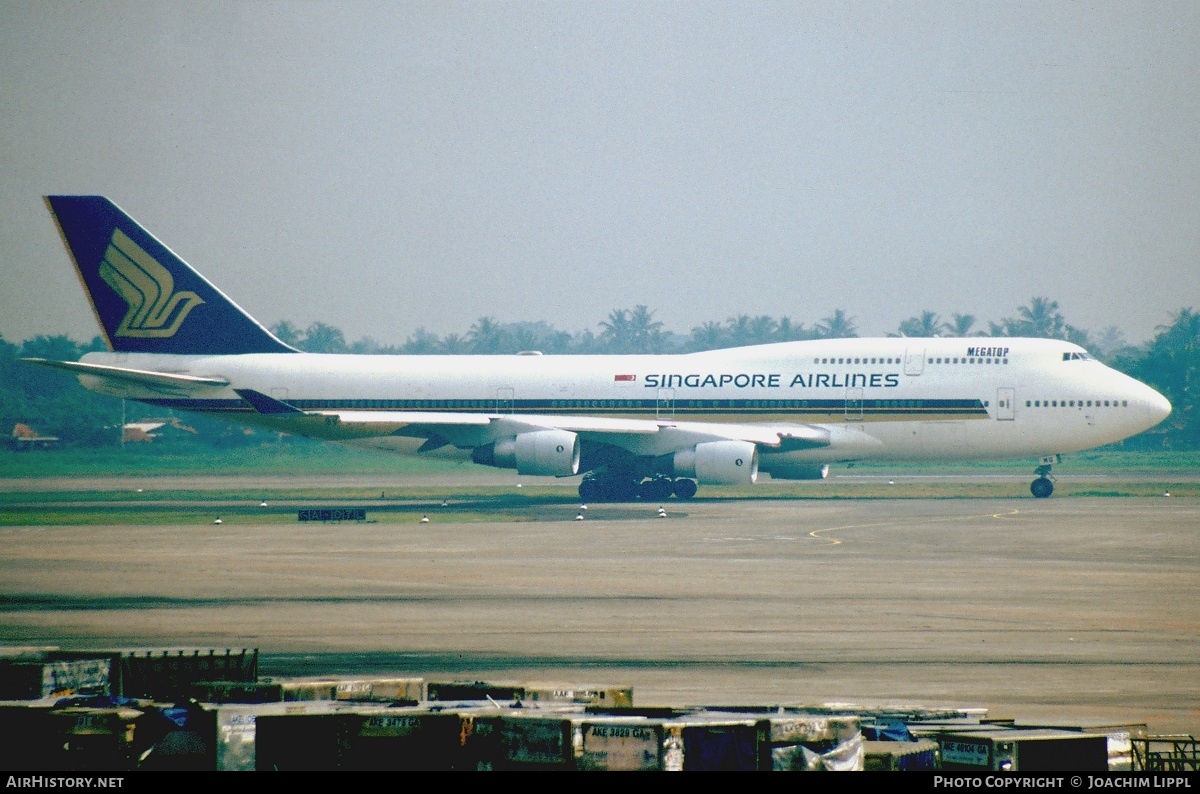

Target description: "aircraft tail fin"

left=45, top=196, right=296, bottom=354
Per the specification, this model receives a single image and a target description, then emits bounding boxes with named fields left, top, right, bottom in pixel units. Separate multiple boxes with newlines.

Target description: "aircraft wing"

left=233, top=389, right=836, bottom=453
left=20, top=361, right=846, bottom=459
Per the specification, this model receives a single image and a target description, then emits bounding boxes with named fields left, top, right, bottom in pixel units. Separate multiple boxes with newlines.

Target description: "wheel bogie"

left=579, top=475, right=698, bottom=502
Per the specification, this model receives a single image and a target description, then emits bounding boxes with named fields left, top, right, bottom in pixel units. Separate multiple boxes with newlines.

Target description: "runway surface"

left=0, top=489, right=1196, bottom=735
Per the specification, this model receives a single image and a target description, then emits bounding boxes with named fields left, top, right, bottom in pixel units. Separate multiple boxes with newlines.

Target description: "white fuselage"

left=77, top=336, right=1170, bottom=469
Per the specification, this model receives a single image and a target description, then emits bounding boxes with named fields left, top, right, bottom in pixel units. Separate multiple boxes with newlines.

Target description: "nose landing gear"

left=1031, top=456, right=1058, bottom=498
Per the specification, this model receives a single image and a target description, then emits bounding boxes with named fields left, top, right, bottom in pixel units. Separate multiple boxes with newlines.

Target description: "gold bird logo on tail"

left=99, top=228, right=204, bottom=338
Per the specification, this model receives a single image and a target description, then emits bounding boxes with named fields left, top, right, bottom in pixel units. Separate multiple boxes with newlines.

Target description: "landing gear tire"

left=606, top=478, right=638, bottom=502
left=579, top=478, right=602, bottom=503
left=1031, top=477, right=1054, bottom=498
left=637, top=478, right=674, bottom=501
left=672, top=478, right=698, bottom=500
left=579, top=475, right=638, bottom=502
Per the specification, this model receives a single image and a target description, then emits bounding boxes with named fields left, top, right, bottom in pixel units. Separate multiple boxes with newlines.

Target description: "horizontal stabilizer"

left=22, top=358, right=229, bottom=389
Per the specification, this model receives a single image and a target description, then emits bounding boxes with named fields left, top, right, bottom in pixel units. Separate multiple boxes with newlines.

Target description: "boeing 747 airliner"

left=28, top=196, right=1171, bottom=500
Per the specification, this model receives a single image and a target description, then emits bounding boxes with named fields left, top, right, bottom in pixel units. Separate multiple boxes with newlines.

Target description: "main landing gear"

left=579, top=473, right=698, bottom=502
left=1031, top=456, right=1058, bottom=498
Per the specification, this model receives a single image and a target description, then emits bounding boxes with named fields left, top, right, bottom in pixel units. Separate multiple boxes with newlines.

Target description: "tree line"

left=3, top=298, right=1196, bottom=449
left=270, top=298, right=1127, bottom=358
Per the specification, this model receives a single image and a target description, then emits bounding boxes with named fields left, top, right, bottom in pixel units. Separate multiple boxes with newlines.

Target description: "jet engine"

left=672, top=440, right=758, bottom=485
left=472, top=429, right=580, bottom=477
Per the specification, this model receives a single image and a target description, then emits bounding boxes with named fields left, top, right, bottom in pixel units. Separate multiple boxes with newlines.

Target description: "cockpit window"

left=1062, top=351, right=1093, bottom=361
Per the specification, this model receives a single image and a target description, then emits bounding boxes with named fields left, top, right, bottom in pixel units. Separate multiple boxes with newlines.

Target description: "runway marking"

left=803, top=508, right=1024, bottom=545
left=708, top=508, right=1023, bottom=547
left=806, top=520, right=902, bottom=545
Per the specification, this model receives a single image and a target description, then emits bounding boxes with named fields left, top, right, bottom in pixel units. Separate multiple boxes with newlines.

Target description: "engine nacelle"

left=472, top=429, right=580, bottom=477
left=673, top=440, right=758, bottom=485
left=762, top=462, right=829, bottom=481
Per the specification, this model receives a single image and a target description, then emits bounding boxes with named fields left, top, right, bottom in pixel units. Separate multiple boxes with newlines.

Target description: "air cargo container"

left=938, top=728, right=1109, bottom=771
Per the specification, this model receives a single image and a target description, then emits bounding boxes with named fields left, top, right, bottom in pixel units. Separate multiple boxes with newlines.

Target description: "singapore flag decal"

left=614, top=374, right=636, bottom=384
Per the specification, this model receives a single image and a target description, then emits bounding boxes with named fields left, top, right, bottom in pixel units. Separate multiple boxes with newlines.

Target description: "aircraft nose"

left=1147, top=387, right=1172, bottom=425
left=1129, top=380, right=1172, bottom=432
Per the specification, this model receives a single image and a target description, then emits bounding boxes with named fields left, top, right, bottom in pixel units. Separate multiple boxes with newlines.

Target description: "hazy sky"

left=3, top=1, right=1198, bottom=347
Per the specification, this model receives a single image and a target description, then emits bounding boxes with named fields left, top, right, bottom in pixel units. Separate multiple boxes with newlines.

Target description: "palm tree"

left=948, top=313, right=977, bottom=337
left=402, top=327, right=443, bottom=354
left=598, top=309, right=633, bottom=352
left=349, top=336, right=384, bottom=354
left=302, top=322, right=348, bottom=353
left=1017, top=297, right=1066, bottom=338
left=990, top=298, right=1067, bottom=339
left=1064, top=325, right=1092, bottom=349
left=1131, top=307, right=1200, bottom=446
left=1157, top=307, right=1200, bottom=349
left=543, top=330, right=574, bottom=354
left=747, top=315, right=779, bottom=345
left=724, top=314, right=755, bottom=347
left=270, top=320, right=304, bottom=348
left=600, top=306, right=664, bottom=353
left=815, top=309, right=858, bottom=339
left=1089, top=326, right=1127, bottom=359
left=626, top=305, right=666, bottom=353
left=439, top=333, right=469, bottom=354
left=687, top=321, right=727, bottom=352
left=508, top=326, right=541, bottom=353
left=775, top=316, right=812, bottom=342
left=572, top=329, right=600, bottom=354
left=897, top=311, right=945, bottom=338
left=467, top=316, right=508, bottom=354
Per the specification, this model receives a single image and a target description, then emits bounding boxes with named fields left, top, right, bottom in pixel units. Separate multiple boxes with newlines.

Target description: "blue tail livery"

left=45, top=196, right=294, bottom=355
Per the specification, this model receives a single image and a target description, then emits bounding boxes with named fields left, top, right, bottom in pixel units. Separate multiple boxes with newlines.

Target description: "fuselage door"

left=845, top=387, right=864, bottom=421
left=904, top=348, right=925, bottom=376
left=496, top=386, right=515, bottom=415
left=996, top=387, right=1015, bottom=421
left=657, top=388, right=675, bottom=419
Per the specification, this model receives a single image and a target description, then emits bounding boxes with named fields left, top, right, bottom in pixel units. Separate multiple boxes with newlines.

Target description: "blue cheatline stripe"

left=143, top=396, right=988, bottom=415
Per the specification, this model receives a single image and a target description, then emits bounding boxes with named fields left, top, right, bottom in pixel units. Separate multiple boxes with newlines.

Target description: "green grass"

left=0, top=484, right=571, bottom=506
left=3, top=444, right=1198, bottom=480
left=843, top=448, right=1200, bottom=472
left=0, top=490, right=586, bottom=526
left=1, top=480, right=1195, bottom=527
left=0, top=442, right=471, bottom=478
